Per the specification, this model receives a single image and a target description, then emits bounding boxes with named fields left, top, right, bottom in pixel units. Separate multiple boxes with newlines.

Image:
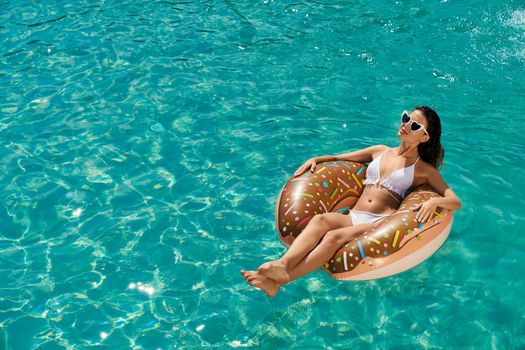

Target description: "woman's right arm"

left=294, top=144, right=387, bottom=177
left=314, top=144, right=387, bottom=163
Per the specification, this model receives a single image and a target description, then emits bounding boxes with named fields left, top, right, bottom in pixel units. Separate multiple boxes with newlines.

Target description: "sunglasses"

left=401, top=110, right=429, bottom=136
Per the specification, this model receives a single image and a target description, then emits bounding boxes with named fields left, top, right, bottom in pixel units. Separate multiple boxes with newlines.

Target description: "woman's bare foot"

left=257, top=260, right=290, bottom=284
left=240, top=270, right=281, bottom=297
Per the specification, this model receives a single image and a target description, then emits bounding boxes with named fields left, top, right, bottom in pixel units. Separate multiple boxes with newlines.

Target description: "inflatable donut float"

left=274, top=160, right=454, bottom=281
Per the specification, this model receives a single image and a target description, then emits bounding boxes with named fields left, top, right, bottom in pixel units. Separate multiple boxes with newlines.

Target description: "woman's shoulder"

left=416, top=158, right=439, bottom=177
left=369, top=144, right=390, bottom=159
left=377, top=144, right=391, bottom=152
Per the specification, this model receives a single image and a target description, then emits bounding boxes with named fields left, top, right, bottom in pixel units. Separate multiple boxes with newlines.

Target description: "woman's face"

left=397, top=109, right=429, bottom=142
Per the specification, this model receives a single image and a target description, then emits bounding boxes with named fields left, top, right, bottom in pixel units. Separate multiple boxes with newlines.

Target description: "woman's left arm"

left=426, top=167, right=462, bottom=211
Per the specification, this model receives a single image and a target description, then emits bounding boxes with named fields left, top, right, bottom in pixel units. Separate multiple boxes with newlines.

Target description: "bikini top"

left=362, top=148, right=419, bottom=202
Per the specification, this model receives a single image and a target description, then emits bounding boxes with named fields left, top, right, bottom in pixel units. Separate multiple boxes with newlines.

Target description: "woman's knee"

left=309, top=213, right=331, bottom=227
left=310, top=212, right=351, bottom=230
left=323, top=229, right=350, bottom=246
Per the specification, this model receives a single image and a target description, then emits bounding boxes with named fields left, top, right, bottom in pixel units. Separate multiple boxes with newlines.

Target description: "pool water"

left=1, top=0, right=524, bottom=349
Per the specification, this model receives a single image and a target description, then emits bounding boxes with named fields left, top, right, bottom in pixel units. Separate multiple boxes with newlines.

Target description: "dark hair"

left=413, top=106, right=444, bottom=169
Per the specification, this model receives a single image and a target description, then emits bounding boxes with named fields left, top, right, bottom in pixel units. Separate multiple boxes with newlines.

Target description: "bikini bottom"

left=348, top=209, right=390, bottom=225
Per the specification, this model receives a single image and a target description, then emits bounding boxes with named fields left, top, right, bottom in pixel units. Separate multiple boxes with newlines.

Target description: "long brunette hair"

left=414, top=106, right=444, bottom=169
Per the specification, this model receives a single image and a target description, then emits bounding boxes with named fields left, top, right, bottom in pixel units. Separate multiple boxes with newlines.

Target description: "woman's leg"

left=285, top=221, right=377, bottom=282
left=242, top=221, right=376, bottom=296
left=279, top=212, right=354, bottom=268
left=257, top=212, right=353, bottom=282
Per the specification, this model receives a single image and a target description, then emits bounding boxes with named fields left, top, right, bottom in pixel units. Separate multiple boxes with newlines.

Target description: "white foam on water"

left=499, top=9, right=525, bottom=60
left=506, top=9, right=525, bottom=30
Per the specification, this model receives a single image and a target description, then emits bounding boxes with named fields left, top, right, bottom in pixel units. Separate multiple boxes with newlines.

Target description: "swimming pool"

left=1, top=0, right=524, bottom=348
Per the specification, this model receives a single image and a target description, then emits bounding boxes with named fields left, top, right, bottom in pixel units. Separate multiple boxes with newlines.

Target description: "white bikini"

left=349, top=148, right=419, bottom=225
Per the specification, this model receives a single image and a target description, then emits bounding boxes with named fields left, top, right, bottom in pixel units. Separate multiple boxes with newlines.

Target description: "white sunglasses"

left=401, top=110, right=429, bottom=136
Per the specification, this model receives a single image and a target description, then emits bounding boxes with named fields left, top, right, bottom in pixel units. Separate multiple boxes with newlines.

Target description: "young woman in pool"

left=241, top=106, right=462, bottom=297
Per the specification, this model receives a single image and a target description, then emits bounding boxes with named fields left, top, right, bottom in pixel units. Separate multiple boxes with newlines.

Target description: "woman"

left=241, top=106, right=462, bottom=297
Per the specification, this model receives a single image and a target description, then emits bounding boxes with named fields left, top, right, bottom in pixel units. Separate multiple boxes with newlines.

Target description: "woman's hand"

left=293, top=158, right=317, bottom=177
left=410, top=198, right=439, bottom=223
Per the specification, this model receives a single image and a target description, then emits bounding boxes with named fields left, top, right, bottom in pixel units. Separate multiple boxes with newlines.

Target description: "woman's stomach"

left=352, top=185, right=401, bottom=214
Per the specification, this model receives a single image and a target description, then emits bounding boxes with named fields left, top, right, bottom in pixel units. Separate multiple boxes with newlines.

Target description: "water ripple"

left=0, top=0, right=524, bottom=348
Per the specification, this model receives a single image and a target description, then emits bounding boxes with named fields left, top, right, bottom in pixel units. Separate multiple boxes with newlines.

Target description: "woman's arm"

left=426, top=167, right=462, bottom=211
left=314, top=144, right=387, bottom=163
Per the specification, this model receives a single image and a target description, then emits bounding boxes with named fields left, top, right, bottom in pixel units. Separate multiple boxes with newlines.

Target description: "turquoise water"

left=1, top=0, right=524, bottom=348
